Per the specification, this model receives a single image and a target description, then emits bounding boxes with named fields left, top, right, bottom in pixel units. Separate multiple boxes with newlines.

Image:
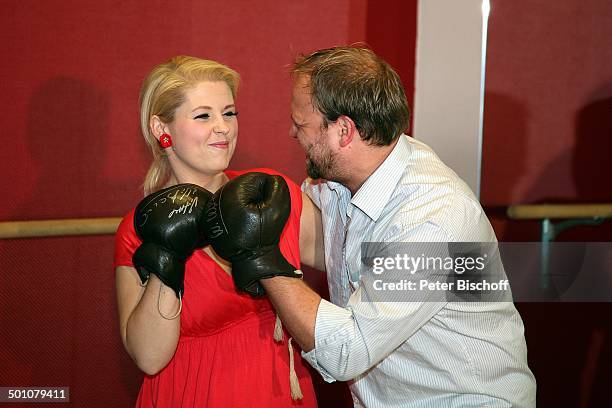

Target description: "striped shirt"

left=301, top=135, right=536, bottom=407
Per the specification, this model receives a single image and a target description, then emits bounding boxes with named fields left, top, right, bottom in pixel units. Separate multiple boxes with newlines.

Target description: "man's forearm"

left=261, top=277, right=320, bottom=351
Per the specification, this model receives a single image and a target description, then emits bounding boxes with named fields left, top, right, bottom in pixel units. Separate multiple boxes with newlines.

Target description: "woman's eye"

left=223, top=111, right=238, bottom=118
left=195, top=113, right=210, bottom=120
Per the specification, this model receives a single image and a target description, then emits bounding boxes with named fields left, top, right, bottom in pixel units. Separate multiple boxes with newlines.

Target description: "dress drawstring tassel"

left=273, top=313, right=302, bottom=400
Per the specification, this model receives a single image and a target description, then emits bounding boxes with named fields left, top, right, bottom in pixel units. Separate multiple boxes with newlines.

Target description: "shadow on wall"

left=480, top=91, right=540, bottom=239
left=506, top=84, right=612, bottom=408
left=568, top=86, right=612, bottom=407
left=20, top=76, right=112, bottom=219
left=0, top=77, right=141, bottom=406
left=504, top=84, right=612, bottom=220
left=573, top=86, right=612, bottom=203
left=481, top=91, right=529, bottom=207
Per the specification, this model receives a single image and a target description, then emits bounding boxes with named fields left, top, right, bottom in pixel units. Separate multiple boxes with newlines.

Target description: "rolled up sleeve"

left=301, top=299, right=354, bottom=382
left=302, top=294, right=445, bottom=382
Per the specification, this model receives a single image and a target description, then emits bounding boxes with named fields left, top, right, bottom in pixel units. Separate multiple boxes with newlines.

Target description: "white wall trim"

left=412, top=0, right=490, bottom=198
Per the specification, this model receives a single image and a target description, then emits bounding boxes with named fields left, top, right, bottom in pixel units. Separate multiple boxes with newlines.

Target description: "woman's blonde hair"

left=139, top=55, right=240, bottom=195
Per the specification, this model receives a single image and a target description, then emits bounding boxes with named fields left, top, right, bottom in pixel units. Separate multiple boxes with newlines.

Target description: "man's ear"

left=336, top=115, right=356, bottom=148
left=149, top=115, right=168, bottom=141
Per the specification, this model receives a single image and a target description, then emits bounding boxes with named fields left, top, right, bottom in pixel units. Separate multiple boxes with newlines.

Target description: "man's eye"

left=223, top=111, right=238, bottom=118
left=291, top=118, right=304, bottom=129
left=195, top=113, right=210, bottom=120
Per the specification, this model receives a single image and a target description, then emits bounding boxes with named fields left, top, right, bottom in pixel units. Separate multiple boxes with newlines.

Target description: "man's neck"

left=343, top=139, right=398, bottom=195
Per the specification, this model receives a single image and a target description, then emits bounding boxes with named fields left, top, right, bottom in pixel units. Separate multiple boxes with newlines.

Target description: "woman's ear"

left=149, top=115, right=167, bottom=141
left=336, top=115, right=356, bottom=148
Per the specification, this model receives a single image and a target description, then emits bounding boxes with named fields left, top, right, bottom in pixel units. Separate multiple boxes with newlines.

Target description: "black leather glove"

left=132, top=184, right=212, bottom=298
left=202, top=172, right=302, bottom=296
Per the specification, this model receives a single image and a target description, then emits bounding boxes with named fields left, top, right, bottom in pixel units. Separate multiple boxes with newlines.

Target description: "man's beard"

left=305, top=143, right=335, bottom=180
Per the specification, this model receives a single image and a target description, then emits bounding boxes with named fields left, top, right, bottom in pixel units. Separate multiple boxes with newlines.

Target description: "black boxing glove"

left=132, top=184, right=212, bottom=298
left=202, top=172, right=303, bottom=296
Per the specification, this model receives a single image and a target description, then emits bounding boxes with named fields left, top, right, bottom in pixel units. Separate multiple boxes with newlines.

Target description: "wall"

left=482, top=1, right=612, bottom=406
left=483, top=0, right=612, bottom=213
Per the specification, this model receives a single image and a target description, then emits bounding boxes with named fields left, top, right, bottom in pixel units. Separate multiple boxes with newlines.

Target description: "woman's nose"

left=214, top=119, right=230, bottom=134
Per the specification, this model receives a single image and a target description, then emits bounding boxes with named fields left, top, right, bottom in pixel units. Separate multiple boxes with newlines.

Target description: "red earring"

left=159, top=133, right=173, bottom=148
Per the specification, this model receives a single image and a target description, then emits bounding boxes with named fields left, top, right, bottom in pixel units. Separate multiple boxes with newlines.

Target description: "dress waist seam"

left=179, top=309, right=277, bottom=341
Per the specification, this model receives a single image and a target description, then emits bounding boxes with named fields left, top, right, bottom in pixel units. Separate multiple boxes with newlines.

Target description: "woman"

left=114, top=56, right=319, bottom=407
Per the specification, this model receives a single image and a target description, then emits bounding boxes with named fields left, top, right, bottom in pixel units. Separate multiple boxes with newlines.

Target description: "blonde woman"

left=114, top=56, right=319, bottom=407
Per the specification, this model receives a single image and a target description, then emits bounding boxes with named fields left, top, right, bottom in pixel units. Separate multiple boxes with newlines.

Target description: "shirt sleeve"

left=301, top=177, right=322, bottom=209
left=302, top=221, right=451, bottom=382
left=113, top=209, right=140, bottom=270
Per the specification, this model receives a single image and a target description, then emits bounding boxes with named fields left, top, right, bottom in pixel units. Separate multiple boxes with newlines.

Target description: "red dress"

left=114, top=168, right=317, bottom=407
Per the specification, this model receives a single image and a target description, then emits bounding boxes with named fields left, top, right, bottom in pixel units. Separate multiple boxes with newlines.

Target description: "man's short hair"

left=292, top=46, right=410, bottom=146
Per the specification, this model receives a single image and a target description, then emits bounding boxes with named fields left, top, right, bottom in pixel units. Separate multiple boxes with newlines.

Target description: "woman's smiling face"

left=166, top=80, right=238, bottom=178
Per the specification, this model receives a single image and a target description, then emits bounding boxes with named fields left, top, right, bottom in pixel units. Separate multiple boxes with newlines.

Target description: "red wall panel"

left=482, top=1, right=612, bottom=406
left=482, top=0, right=612, bottom=209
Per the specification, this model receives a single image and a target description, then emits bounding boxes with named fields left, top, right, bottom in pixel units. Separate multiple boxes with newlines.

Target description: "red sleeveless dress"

left=114, top=168, right=317, bottom=407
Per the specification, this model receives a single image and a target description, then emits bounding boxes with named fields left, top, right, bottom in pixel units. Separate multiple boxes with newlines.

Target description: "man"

left=210, top=46, right=537, bottom=407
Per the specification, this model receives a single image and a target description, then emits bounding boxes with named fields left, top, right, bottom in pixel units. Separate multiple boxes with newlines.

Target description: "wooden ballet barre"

left=506, top=203, right=612, bottom=290
left=507, top=204, right=612, bottom=220
left=0, top=217, right=122, bottom=239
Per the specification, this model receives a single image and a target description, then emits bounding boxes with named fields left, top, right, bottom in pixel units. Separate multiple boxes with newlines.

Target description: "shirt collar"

left=350, top=134, right=412, bottom=221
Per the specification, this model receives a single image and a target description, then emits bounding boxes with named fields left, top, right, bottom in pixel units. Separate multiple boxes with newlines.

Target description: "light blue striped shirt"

left=301, top=135, right=536, bottom=407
